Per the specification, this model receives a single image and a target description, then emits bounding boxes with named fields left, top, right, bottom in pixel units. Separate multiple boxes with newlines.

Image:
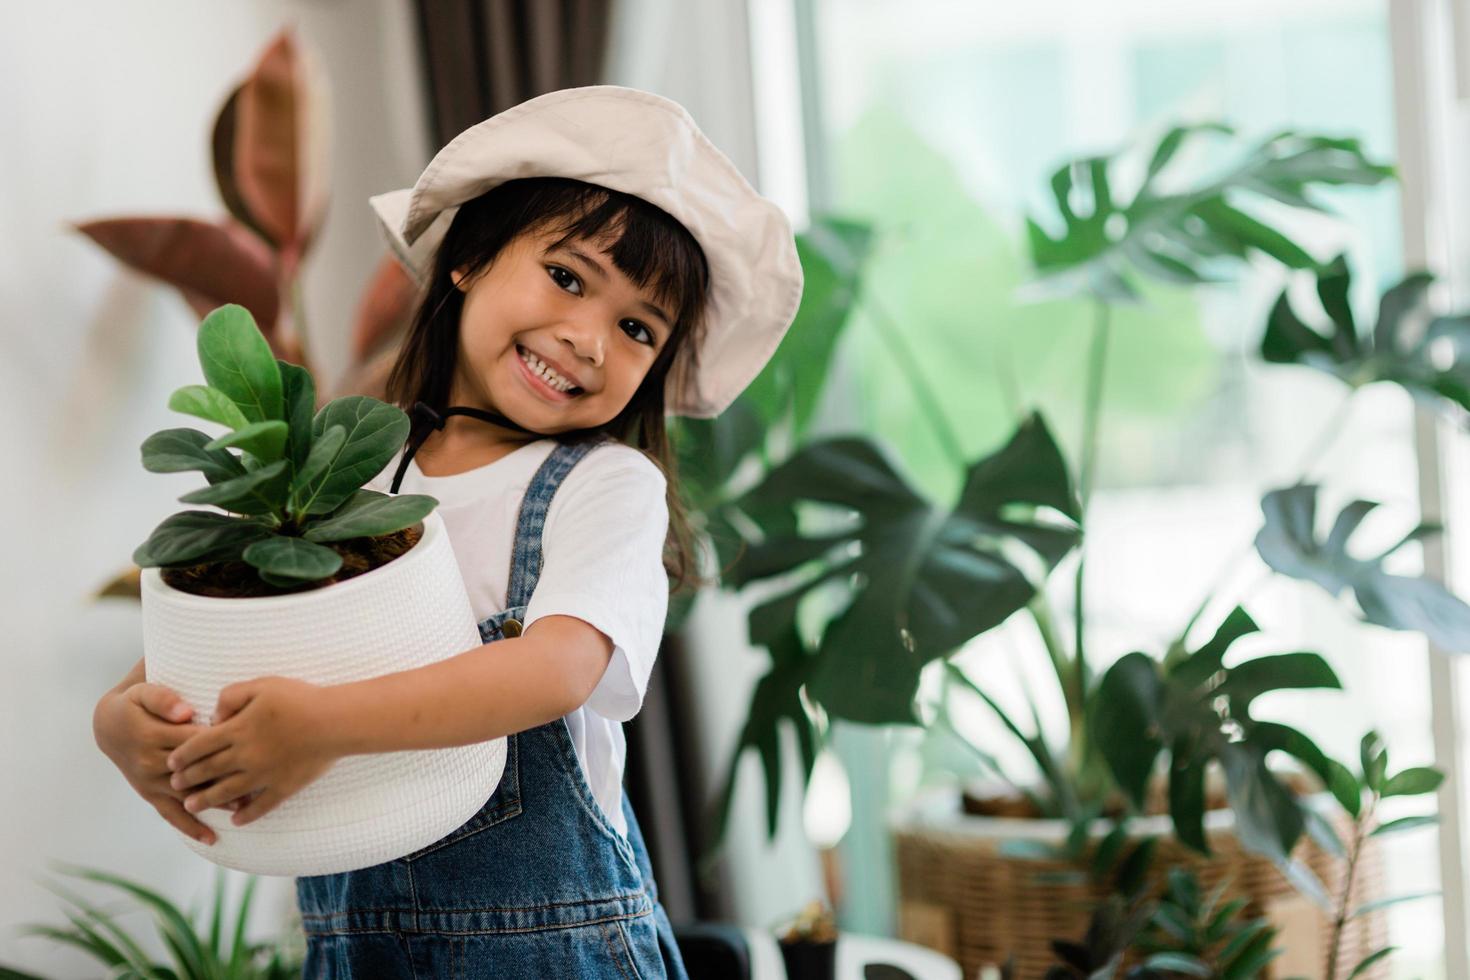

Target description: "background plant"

left=134, top=304, right=436, bottom=590
left=686, top=120, right=1465, bottom=932
left=0, top=863, right=302, bottom=979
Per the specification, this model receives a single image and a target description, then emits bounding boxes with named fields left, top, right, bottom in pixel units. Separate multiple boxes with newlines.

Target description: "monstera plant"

left=684, top=120, right=1458, bottom=958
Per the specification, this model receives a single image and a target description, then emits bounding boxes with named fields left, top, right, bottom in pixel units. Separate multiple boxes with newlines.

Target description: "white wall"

left=0, top=1, right=428, bottom=972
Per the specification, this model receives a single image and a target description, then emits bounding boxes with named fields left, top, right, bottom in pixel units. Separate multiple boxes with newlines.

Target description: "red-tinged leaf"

left=234, top=29, right=330, bottom=253
left=212, top=83, right=272, bottom=245
left=73, top=217, right=280, bottom=332
left=352, top=255, right=421, bottom=360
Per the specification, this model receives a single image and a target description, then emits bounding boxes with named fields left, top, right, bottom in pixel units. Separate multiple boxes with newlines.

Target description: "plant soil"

left=160, top=525, right=422, bottom=598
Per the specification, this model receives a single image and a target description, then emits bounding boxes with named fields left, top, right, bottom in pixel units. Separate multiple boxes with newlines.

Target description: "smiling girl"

left=92, top=86, right=803, bottom=978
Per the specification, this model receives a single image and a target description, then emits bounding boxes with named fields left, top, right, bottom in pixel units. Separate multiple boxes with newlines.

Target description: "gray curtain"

left=409, top=0, right=716, bottom=924
left=413, top=0, right=613, bottom=147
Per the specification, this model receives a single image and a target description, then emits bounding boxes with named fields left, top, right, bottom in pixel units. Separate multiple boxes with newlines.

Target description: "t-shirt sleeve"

left=523, top=446, right=670, bottom=722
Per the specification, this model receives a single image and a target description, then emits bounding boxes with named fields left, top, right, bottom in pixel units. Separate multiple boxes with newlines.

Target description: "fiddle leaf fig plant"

left=134, top=304, right=435, bottom=589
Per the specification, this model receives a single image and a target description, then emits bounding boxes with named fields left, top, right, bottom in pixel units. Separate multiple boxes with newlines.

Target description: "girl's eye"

left=621, top=320, right=655, bottom=346
left=546, top=265, right=582, bottom=295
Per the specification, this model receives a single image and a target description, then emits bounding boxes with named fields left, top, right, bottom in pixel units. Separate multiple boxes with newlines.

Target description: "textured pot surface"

left=141, top=510, right=504, bottom=876
left=893, top=788, right=1387, bottom=979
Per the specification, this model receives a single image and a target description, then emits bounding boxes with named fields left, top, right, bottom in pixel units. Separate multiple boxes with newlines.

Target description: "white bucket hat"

left=369, top=85, right=804, bottom=419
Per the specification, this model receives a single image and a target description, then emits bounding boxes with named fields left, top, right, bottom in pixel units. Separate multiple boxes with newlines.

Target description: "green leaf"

left=1255, top=484, right=1470, bottom=653
left=196, top=303, right=283, bottom=424
left=177, top=458, right=290, bottom=516
left=203, top=419, right=289, bottom=462
left=1217, top=652, right=1341, bottom=715
left=1361, top=732, right=1388, bottom=793
left=1301, top=805, right=1345, bottom=859
left=728, top=414, right=1079, bottom=725
left=1090, top=652, right=1163, bottom=808
left=1345, top=947, right=1397, bottom=980
left=166, top=384, right=250, bottom=430
left=1248, top=721, right=1360, bottom=816
left=141, top=428, right=248, bottom=484
left=50, top=862, right=212, bottom=979
left=133, top=510, right=276, bottom=567
left=1353, top=891, right=1438, bottom=917
left=1170, top=605, right=1260, bottom=688
left=279, top=359, right=316, bottom=475
left=1382, top=766, right=1444, bottom=797
left=1220, top=743, right=1303, bottom=861
left=1142, top=953, right=1211, bottom=976
left=241, top=536, right=343, bottom=582
left=302, top=490, right=438, bottom=542
left=740, top=218, right=874, bottom=435
left=1168, top=752, right=1209, bottom=854
left=1371, top=814, right=1438, bottom=837
left=1025, top=127, right=1389, bottom=301
left=290, top=424, right=349, bottom=504
left=295, top=396, right=411, bottom=516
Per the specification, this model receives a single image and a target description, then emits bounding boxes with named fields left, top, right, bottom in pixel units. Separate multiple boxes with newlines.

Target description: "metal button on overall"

left=502, top=618, right=523, bottom=637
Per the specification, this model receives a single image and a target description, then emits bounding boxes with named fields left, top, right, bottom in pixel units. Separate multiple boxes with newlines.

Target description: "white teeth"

left=519, top=348, right=576, bottom=393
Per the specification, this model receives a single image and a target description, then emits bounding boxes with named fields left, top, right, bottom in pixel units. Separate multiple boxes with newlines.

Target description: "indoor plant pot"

left=891, top=783, right=1387, bottom=980
left=141, top=508, right=502, bottom=876
left=132, top=303, right=504, bottom=876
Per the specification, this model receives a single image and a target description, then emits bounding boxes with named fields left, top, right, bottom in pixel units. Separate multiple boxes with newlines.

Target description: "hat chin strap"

left=390, top=400, right=537, bottom=494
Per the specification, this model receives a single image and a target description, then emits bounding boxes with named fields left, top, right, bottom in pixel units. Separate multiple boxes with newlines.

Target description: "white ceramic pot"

left=140, top=509, right=504, bottom=877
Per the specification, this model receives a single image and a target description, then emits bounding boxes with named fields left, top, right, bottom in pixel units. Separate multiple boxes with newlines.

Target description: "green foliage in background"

left=0, top=863, right=301, bottom=979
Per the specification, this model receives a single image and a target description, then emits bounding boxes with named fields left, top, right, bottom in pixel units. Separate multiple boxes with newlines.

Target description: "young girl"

left=91, top=85, right=803, bottom=977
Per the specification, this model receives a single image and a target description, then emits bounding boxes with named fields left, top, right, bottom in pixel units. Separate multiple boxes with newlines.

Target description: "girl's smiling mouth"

left=515, top=344, right=583, bottom=401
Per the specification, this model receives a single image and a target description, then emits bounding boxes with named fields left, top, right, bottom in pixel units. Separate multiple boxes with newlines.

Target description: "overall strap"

left=504, top=438, right=609, bottom=609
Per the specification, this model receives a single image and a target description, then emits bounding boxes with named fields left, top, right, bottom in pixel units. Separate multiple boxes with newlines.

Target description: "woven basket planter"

left=893, top=789, right=1387, bottom=978
left=140, top=510, right=505, bottom=877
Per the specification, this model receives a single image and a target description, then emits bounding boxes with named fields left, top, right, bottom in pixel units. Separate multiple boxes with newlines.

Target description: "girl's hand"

left=93, top=682, right=223, bottom=845
left=166, top=676, right=341, bottom=827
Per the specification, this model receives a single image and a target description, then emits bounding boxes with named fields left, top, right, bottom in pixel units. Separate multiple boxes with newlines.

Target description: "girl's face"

left=447, top=224, right=673, bottom=435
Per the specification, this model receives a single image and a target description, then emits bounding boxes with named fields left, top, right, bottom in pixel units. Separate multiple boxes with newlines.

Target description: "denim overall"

left=295, top=439, right=689, bottom=979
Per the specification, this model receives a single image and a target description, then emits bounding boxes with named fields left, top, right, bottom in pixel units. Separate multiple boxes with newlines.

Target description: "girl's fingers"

left=231, top=788, right=279, bottom=826
left=170, top=749, right=235, bottom=793
left=130, top=683, right=193, bottom=723
left=168, top=729, right=229, bottom=772
left=149, top=793, right=217, bottom=846
left=185, top=772, right=257, bottom=814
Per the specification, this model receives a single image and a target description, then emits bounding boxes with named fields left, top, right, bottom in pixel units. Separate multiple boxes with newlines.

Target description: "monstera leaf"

left=728, top=412, right=1080, bottom=725
left=1261, top=256, right=1470, bottom=416
left=1092, top=606, right=1346, bottom=873
left=1255, top=484, right=1470, bottom=653
left=715, top=413, right=1079, bottom=840
left=1026, top=125, right=1392, bottom=301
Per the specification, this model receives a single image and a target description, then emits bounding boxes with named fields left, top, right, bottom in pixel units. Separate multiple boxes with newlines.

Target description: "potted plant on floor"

left=683, top=120, right=1455, bottom=974
left=134, top=302, right=500, bottom=877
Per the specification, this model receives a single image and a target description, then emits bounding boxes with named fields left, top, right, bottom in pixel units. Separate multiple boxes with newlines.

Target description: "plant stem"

left=1326, top=792, right=1376, bottom=980
left=862, top=294, right=968, bottom=466
left=1071, top=298, right=1112, bottom=704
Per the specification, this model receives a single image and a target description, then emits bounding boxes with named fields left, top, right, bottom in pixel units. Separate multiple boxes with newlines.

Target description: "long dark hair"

left=383, top=177, right=711, bottom=594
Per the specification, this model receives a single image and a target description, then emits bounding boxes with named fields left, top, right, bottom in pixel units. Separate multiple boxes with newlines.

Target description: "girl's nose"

left=554, top=318, right=605, bottom=368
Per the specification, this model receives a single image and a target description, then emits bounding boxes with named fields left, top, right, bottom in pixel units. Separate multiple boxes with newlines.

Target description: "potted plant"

left=777, top=900, right=839, bottom=980
left=82, top=26, right=421, bottom=605
left=680, top=121, right=1454, bottom=974
left=134, top=302, right=501, bottom=876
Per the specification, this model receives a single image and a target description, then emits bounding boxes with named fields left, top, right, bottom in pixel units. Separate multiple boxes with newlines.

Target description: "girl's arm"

left=322, top=614, right=614, bottom=755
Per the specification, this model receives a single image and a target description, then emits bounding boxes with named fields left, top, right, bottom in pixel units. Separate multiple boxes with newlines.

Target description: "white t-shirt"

left=367, top=437, right=670, bottom=838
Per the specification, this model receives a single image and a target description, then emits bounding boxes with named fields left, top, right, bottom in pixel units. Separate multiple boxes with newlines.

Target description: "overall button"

left=502, top=618, right=523, bottom=637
